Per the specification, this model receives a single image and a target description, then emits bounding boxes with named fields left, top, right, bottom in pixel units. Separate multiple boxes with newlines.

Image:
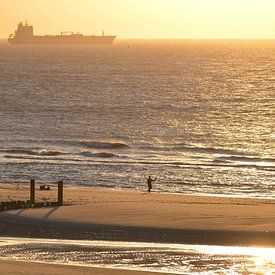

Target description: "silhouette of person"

left=147, top=176, right=156, bottom=192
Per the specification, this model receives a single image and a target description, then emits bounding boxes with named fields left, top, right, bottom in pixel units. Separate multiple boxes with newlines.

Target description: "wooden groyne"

left=0, top=180, right=64, bottom=213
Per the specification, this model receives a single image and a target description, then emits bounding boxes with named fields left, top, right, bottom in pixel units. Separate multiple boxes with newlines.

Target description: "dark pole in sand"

left=58, top=180, right=63, bottom=205
left=30, top=179, right=35, bottom=206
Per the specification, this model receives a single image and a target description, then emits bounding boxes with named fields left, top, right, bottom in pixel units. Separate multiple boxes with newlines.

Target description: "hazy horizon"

left=1, top=0, right=275, bottom=39
left=1, top=37, right=275, bottom=41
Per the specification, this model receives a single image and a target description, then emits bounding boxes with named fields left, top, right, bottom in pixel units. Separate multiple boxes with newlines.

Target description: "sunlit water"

left=1, top=238, right=275, bottom=274
left=0, top=40, right=274, bottom=197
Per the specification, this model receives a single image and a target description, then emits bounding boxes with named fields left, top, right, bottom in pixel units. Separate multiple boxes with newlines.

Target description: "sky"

left=0, top=0, right=275, bottom=39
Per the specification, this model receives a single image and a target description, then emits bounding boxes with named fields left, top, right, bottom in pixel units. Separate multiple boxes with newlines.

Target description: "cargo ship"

left=8, top=22, right=116, bottom=45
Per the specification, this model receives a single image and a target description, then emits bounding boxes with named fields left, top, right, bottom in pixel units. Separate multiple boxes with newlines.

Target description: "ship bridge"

left=14, top=22, right=34, bottom=38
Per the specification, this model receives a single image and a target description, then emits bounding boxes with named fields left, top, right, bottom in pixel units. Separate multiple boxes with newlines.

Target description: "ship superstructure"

left=8, top=22, right=116, bottom=45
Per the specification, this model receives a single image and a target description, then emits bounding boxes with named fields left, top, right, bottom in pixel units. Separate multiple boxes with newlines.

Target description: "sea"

left=0, top=39, right=274, bottom=198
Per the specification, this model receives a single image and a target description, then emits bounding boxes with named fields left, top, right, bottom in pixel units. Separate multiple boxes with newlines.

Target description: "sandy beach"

left=1, top=183, right=275, bottom=274
left=1, top=183, right=275, bottom=247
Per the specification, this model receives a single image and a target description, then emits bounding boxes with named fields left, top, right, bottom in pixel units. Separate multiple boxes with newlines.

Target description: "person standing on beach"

left=147, top=176, right=157, bottom=192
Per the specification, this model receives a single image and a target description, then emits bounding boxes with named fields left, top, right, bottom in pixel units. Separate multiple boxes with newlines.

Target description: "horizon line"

left=0, top=37, right=275, bottom=41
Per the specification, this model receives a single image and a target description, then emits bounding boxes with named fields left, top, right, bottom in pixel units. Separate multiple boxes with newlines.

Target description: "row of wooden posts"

left=30, top=179, right=63, bottom=205
left=0, top=180, right=64, bottom=212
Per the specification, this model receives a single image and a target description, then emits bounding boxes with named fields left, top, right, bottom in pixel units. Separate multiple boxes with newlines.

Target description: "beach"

left=2, top=184, right=275, bottom=273
left=1, top=183, right=275, bottom=247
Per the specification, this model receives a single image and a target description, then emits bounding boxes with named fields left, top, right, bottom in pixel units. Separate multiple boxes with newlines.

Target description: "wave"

left=3, top=139, right=129, bottom=150
left=1, top=148, right=125, bottom=159
left=79, top=141, right=128, bottom=149
left=215, top=156, right=275, bottom=163
left=80, top=151, right=119, bottom=158
left=36, top=149, right=63, bottom=156
left=4, top=155, right=80, bottom=163
left=4, top=154, right=274, bottom=172
left=1, top=149, right=63, bottom=156
left=173, top=145, right=249, bottom=156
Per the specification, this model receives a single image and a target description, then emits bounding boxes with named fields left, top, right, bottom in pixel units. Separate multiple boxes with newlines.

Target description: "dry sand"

left=1, top=183, right=275, bottom=233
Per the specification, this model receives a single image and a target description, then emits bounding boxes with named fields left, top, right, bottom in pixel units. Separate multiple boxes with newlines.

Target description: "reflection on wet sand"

left=1, top=238, right=275, bottom=274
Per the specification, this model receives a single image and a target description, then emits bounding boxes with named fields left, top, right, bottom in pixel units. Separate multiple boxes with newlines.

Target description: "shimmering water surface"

left=1, top=238, right=275, bottom=274
left=0, top=40, right=274, bottom=197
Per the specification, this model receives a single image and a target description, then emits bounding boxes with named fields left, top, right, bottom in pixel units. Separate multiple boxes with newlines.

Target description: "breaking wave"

left=3, top=155, right=274, bottom=172
left=3, top=139, right=129, bottom=150
left=172, top=144, right=249, bottom=156
left=79, top=141, right=128, bottom=149
left=80, top=151, right=119, bottom=158
left=215, top=156, right=275, bottom=164
left=1, top=149, right=63, bottom=156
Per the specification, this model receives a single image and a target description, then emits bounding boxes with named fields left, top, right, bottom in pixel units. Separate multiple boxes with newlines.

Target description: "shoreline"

left=1, top=182, right=275, bottom=201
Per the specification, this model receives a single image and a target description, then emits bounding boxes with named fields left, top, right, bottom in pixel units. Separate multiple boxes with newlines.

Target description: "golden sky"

left=0, top=0, right=275, bottom=39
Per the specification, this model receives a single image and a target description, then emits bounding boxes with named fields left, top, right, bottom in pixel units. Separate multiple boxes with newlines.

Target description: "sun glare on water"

left=1, top=239, right=275, bottom=273
left=205, top=245, right=275, bottom=273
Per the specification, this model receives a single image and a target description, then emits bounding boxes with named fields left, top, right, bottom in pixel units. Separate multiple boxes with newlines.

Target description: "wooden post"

left=58, top=180, right=63, bottom=205
left=30, top=179, right=35, bottom=205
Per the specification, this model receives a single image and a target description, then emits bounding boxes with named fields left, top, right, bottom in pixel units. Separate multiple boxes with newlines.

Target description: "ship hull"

left=8, top=35, right=116, bottom=45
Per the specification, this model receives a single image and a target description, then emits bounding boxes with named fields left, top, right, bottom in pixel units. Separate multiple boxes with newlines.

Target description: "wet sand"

left=0, top=260, right=170, bottom=275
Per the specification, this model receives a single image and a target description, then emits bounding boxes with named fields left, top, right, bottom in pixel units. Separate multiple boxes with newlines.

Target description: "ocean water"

left=1, top=238, right=275, bottom=274
left=0, top=40, right=274, bottom=198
